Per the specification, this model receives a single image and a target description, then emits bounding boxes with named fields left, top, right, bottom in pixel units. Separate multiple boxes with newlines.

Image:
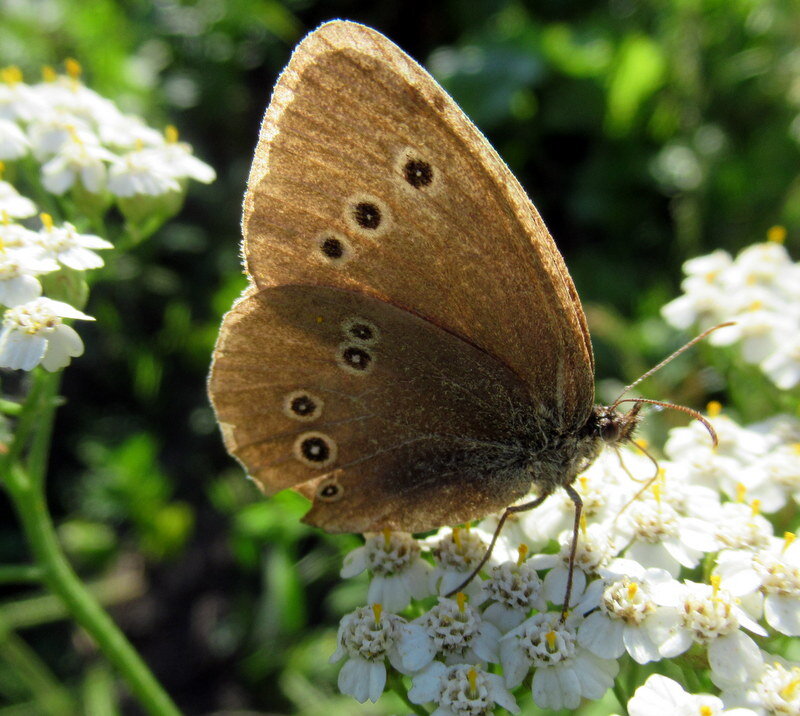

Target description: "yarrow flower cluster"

left=332, top=383, right=799, bottom=710
left=0, top=62, right=215, bottom=198
left=0, top=60, right=214, bottom=372
left=662, top=227, right=800, bottom=389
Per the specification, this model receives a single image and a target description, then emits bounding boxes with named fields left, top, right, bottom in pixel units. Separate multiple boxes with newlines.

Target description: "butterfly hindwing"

left=209, top=284, right=537, bottom=532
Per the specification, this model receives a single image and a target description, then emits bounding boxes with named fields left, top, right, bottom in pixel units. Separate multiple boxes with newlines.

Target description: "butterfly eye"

left=293, top=431, right=337, bottom=468
left=283, top=390, right=323, bottom=422
left=403, top=158, right=433, bottom=188
left=341, top=316, right=380, bottom=345
left=598, top=418, right=621, bottom=443
left=336, top=343, right=375, bottom=375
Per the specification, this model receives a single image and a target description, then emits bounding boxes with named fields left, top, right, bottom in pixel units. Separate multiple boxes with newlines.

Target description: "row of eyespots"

left=288, top=153, right=436, bottom=482
left=316, top=148, right=436, bottom=265
left=288, top=315, right=383, bottom=471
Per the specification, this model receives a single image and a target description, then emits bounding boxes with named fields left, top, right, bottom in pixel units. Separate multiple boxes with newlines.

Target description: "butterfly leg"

left=561, top=483, right=583, bottom=621
left=444, top=492, right=550, bottom=598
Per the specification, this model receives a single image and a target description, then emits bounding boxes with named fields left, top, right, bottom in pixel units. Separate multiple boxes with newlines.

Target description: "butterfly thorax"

left=526, top=404, right=640, bottom=494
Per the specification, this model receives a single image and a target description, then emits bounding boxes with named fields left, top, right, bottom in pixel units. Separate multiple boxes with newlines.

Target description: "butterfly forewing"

left=242, top=21, right=594, bottom=425
left=209, top=284, right=538, bottom=532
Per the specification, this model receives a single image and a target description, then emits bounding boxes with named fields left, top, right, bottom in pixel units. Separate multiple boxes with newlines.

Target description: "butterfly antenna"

left=611, top=322, right=735, bottom=407
left=615, top=397, right=718, bottom=447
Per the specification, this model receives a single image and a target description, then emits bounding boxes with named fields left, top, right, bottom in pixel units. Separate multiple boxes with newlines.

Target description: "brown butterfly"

left=208, top=21, right=716, bottom=602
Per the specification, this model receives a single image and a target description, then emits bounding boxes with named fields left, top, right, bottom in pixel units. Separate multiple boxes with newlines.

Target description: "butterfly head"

left=592, top=402, right=643, bottom=447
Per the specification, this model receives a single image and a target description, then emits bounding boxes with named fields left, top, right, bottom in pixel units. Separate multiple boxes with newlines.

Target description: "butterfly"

left=208, top=21, right=714, bottom=600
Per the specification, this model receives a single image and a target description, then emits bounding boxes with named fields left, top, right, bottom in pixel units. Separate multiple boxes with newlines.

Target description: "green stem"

left=0, top=565, right=43, bottom=584
left=82, top=663, right=121, bottom=716
left=4, top=463, right=180, bottom=716
left=26, top=371, right=61, bottom=487
left=0, top=564, right=145, bottom=630
left=0, top=613, right=77, bottom=715
left=2, top=374, right=46, bottom=473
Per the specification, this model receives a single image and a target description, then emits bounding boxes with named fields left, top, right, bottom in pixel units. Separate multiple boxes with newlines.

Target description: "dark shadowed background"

left=0, top=0, right=798, bottom=713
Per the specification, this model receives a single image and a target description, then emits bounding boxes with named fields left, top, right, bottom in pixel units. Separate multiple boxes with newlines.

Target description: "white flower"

left=479, top=553, right=547, bottom=633
left=577, top=559, right=679, bottom=664
left=108, top=148, right=181, bottom=197
left=628, top=674, right=758, bottom=716
left=715, top=533, right=800, bottom=636
left=32, top=62, right=119, bottom=126
left=707, top=297, right=790, bottom=364
left=26, top=111, right=95, bottom=160
left=650, top=577, right=766, bottom=687
left=340, top=531, right=431, bottom=612
left=615, top=486, right=704, bottom=577
left=682, top=500, right=774, bottom=553
left=529, top=522, right=618, bottom=605
left=330, top=604, right=434, bottom=703
left=0, top=221, right=39, bottom=251
left=0, top=118, right=30, bottom=160
left=107, top=129, right=214, bottom=197
left=720, top=652, right=800, bottom=716
left=500, top=611, right=618, bottom=710
left=761, top=333, right=800, bottom=390
left=37, top=218, right=113, bottom=270
left=661, top=283, right=730, bottom=330
left=0, top=297, right=93, bottom=371
left=748, top=440, right=800, bottom=510
left=428, top=527, right=489, bottom=599
left=0, top=180, right=36, bottom=218
left=408, top=662, right=519, bottom=715
left=728, top=241, right=797, bottom=296
left=137, top=127, right=216, bottom=184
left=661, top=237, right=800, bottom=389
left=666, top=412, right=769, bottom=468
left=40, top=132, right=115, bottom=194
left=416, top=594, right=501, bottom=664
left=0, top=248, right=58, bottom=306
left=661, top=249, right=734, bottom=330
left=0, top=67, right=46, bottom=121
left=96, top=111, right=165, bottom=150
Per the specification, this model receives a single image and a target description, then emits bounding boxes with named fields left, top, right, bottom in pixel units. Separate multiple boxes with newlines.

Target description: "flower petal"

left=578, top=612, right=624, bottom=659
left=708, top=631, right=763, bottom=686
left=499, top=636, right=529, bottom=689
left=627, top=674, right=690, bottom=715
left=764, top=594, right=800, bottom=636
left=340, top=546, right=367, bottom=578
left=623, top=623, right=661, bottom=664
left=408, top=661, right=446, bottom=704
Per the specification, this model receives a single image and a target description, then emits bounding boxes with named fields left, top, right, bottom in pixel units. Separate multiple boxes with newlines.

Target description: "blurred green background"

left=1, top=0, right=798, bottom=713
